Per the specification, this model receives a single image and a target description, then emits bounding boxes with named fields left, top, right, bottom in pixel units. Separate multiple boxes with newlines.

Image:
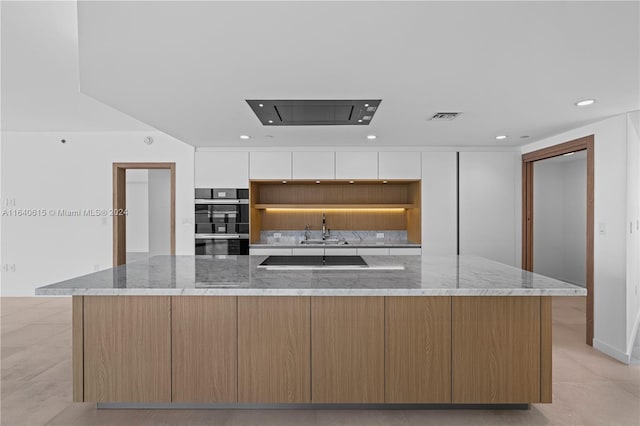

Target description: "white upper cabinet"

left=292, top=152, right=335, bottom=179
left=421, top=152, right=457, bottom=255
left=378, top=152, right=421, bottom=179
left=459, top=151, right=518, bottom=266
left=335, top=152, right=378, bottom=179
left=249, top=152, right=292, bottom=180
left=195, top=151, right=248, bottom=188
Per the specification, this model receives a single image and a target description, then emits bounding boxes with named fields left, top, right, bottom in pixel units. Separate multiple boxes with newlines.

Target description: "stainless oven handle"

left=195, top=199, right=249, bottom=205
left=195, top=234, right=249, bottom=240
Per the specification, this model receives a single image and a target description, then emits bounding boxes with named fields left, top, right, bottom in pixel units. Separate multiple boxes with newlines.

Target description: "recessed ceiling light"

left=349, top=180, right=355, bottom=184
left=382, top=180, right=388, bottom=184
left=364, top=104, right=369, bottom=107
left=240, top=135, right=250, bottom=140
left=282, top=180, right=287, bottom=184
left=495, top=135, right=507, bottom=140
left=563, top=152, right=576, bottom=157
left=258, top=104, right=264, bottom=107
left=367, top=135, right=377, bottom=140
left=358, top=119, right=363, bottom=123
left=575, top=99, right=595, bottom=107
left=315, top=180, right=321, bottom=184
left=268, top=120, right=273, bottom=124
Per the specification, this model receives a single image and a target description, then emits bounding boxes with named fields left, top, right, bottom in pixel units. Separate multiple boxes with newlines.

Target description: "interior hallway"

left=1, top=297, right=638, bottom=426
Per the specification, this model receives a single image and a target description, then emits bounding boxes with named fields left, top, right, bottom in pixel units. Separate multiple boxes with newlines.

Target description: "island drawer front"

left=172, top=296, right=237, bottom=403
left=238, top=296, right=311, bottom=403
left=311, top=296, right=385, bottom=403
left=452, top=296, right=541, bottom=403
left=83, top=296, right=171, bottom=403
left=385, top=297, right=452, bottom=403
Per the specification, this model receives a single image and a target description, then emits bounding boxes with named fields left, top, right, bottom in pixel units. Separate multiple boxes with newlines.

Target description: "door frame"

left=112, top=162, right=176, bottom=267
left=522, top=135, right=594, bottom=346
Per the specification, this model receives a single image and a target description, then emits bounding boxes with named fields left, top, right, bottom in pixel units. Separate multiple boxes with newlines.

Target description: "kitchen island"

left=36, top=255, right=586, bottom=408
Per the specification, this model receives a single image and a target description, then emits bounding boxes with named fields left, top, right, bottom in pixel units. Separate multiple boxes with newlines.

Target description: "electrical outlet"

left=2, top=264, right=16, bottom=272
left=274, top=233, right=282, bottom=238
left=598, top=223, right=606, bottom=235
left=376, top=232, right=384, bottom=239
left=94, top=264, right=99, bottom=271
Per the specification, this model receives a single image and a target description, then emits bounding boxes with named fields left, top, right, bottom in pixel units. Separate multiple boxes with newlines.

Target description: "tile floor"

left=1, top=297, right=638, bottom=426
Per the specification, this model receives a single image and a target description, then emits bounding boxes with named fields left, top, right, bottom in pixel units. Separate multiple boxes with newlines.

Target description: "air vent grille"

left=430, top=112, right=461, bottom=121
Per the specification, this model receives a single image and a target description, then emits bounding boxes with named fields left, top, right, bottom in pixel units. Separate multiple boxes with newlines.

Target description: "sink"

left=300, top=239, right=349, bottom=245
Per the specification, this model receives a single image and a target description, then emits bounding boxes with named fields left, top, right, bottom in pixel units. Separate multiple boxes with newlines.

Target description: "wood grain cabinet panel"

left=385, top=297, right=451, bottom=403
left=452, top=296, right=541, bottom=403
left=311, top=297, right=384, bottom=403
left=83, top=296, right=171, bottom=403
left=172, top=297, right=237, bottom=403
left=238, top=297, right=311, bottom=403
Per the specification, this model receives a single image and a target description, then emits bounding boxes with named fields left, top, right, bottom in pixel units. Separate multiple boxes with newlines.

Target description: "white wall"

left=626, top=111, right=640, bottom=355
left=0, top=131, right=194, bottom=296
left=125, top=170, right=149, bottom=253
left=533, top=161, right=565, bottom=280
left=534, top=156, right=586, bottom=286
left=459, top=151, right=519, bottom=267
left=148, top=169, right=171, bottom=256
left=522, top=111, right=636, bottom=362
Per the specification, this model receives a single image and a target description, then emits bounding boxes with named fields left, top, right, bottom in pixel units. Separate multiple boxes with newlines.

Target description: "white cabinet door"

left=250, top=248, right=293, bottom=255
left=356, top=248, right=390, bottom=255
left=421, top=152, right=457, bottom=255
left=389, top=248, right=422, bottom=255
left=459, top=152, right=518, bottom=266
left=195, top=151, right=249, bottom=188
left=335, top=152, right=378, bottom=179
left=324, top=247, right=358, bottom=255
left=292, top=152, right=335, bottom=179
left=292, top=248, right=325, bottom=255
left=378, top=152, right=421, bottom=179
left=249, top=152, right=292, bottom=180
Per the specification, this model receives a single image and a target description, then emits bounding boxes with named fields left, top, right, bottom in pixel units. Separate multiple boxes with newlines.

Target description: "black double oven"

left=195, top=188, right=249, bottom=255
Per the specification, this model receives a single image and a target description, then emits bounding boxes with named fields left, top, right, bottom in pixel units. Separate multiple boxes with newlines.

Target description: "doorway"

left=112, top=162, right=176, bottom=267
left=522, top=135, right=594, bottom=345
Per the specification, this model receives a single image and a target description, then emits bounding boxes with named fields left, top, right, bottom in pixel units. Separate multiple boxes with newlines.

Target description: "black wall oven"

left=195, top=188, right=249, bottom=255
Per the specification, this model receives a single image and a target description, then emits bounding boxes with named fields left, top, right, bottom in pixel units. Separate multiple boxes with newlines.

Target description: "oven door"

left=195, top=234, right=249, bottom=255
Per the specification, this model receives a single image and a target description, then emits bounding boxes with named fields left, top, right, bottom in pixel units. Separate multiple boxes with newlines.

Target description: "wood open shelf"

left=250, top=180, right=421, bottom=244
left=254, top=204, right=415, bottom=210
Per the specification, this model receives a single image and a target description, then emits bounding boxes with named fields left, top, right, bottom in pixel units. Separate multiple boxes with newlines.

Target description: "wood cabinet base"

left=73, top=295, right=552, bottom=405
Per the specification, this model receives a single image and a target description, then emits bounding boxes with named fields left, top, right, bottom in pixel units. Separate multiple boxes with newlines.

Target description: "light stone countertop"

left=250, top=241, right=421, bottom=248
left=35, top=255, right=587, bottom=297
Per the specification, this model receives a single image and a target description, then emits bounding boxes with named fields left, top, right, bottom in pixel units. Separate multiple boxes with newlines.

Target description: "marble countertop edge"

left=35, top=288, right=587, bottom=297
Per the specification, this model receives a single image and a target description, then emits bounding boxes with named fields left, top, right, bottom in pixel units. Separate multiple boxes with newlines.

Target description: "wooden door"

left=311, top=296, right=384, bottom=403
left=385, top=296, right=451, bottom=403
left=172, top=296, right=237, bottom=402
left=237, top=296, right=311, bottom=403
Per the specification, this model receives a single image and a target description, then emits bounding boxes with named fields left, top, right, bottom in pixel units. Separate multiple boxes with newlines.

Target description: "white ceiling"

left=1, top=1, right=150, bottom=132
left=3, top=2, right=638, bottom=148
left=76, top=1, right=639, bottom=147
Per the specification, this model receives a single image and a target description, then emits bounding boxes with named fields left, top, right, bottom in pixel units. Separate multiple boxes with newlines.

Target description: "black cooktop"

left=259, top=255, right=368, bottom=267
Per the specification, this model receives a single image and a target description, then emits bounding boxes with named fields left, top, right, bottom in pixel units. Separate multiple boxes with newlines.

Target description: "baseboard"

left=593, top=338, right=630, bottom=365
left=627, top=310, right=640, bottom=355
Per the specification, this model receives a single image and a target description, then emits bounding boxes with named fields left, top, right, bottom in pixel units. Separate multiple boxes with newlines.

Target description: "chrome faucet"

left=322, top=212, right=330, bottom=240
left=304, top=224, right=311, bottom=241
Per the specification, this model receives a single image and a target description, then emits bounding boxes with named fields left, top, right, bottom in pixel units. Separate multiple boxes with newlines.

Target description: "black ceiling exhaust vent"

left=246, top=99, right=382, bottom=126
